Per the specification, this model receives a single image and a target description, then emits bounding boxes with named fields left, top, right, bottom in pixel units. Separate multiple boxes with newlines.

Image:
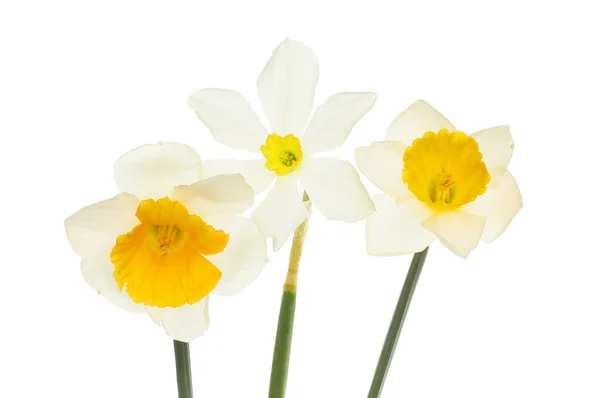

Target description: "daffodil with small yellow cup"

left=188, top=39, right=376, bottom=251
left=188, top=39, right=376, bottom=398
left=355, top=100, right=522, bottom=398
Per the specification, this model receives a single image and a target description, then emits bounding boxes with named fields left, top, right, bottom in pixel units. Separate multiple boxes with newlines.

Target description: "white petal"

left=257, top=39, right=319, bottom=134
left=252, top=176, right=308, bottom=251
left=301, top=92, right=377, bottom=154
left=366, top=195, right=434, bottom=256
left=422, top=211, right=486, bottom=258
left=173, top=174, right=254, bottom=219
left=81, top=257, right=144, bottom=313
left=203, top=158, right=275, bottom=194
left=65, top=193, right=140, bottom=258
left=463, top=171, right=522, bottom=243
left=144, top=306, right=162, bottom=325
left=297, top=157, right=374, bottom=222
left=355, top=141, right=412, bottom=200
left=187, top=88, right=269, bottom=152
left=471, top=125, right=514, bottom=174
left=205, top=215, right=268, bottom=296
left=114, top=142, right=203, bottom=199
left=386, top=100, right=456, bottom=145
left=145, top=299, right=210, bottom=342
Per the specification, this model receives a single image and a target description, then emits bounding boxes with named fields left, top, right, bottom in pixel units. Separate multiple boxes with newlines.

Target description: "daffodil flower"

left=188, top=39, right=376, bottom=250
left=65, top=142, right=267, bottom=342
left=356, top=100, right=522, bottom=258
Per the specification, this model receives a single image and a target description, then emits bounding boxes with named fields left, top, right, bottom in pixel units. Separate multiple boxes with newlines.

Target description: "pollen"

left=110, top=198, right=228, bottom=308
left=402, top=129, right=490, bottom=212
left=261, top=133, right=303, bottom=176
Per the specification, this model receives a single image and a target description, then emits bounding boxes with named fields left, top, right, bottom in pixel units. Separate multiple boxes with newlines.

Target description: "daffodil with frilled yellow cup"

left=188, top=39, right=376, bottom=250
left=65, top=142, right=267, bottom=342
left=358, top=101, right=523, bottom=398
left=356, top=100, right=522, bottom=258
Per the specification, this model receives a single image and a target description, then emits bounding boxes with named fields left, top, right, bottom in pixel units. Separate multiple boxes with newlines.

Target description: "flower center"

left=154, top=225, right=186, bottom=255
left=110, top=197, right=228, bottom=308
left=402, top=129, right=490, bottom=211
left=433, top=168, right=455, bottom=203
left=260, top=133, right=303, bottom=176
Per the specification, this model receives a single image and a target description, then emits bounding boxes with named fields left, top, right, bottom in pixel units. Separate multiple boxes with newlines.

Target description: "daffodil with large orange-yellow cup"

left=65, top=142, right=267, bottom=342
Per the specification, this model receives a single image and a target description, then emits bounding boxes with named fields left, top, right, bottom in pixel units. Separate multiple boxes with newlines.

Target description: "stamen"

left=155, top=225, right=182, bottom=255
left=436, top=168, right=454, bottom=190
left=280, top=152, right=297, bottom=166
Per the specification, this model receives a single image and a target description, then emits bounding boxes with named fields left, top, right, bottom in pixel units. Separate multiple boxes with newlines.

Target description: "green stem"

left=367, top=247, right=429, bottom=398
left=173, top=340, right=194, bottom=398
left=269, top=290, right=297, bottom=398
left=268, top=193, right=311, bottom=398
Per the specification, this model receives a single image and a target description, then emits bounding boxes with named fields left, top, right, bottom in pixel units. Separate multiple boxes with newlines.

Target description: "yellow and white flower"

left=356, top=101, right=522, bottom=258
left=65, top=142, right=267, bottom=342
left=188, top=39, right=376, bottom=250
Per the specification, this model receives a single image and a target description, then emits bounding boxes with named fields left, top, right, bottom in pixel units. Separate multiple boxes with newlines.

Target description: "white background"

left=1, top=1, right=599, bottom=397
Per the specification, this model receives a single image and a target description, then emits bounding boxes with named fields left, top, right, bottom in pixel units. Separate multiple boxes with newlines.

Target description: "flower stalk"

left=367, top=247, right=429, bottom=398
left=268, top=193, right=311, bottom=398
left=173, top=340, right=194, bottom=398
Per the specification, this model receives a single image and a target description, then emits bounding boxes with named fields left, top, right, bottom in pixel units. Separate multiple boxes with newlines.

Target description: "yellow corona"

left=402, top=129, right=490, bottom=212
left=260, top=133, right=304, bottom=176
left=110, top=197, right=228, bottom=308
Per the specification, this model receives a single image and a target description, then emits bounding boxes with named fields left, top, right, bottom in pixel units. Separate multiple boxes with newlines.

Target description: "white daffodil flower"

left=356, top=100, right=522, bottom=258
left=188, top=39, right=376, bottom=250
left=65, top=142, right=267, bottom=342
